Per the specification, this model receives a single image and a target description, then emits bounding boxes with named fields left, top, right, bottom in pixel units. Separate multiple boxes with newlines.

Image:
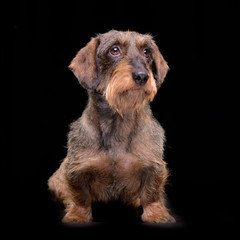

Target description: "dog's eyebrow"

left=107, top=40, right=121, bottom=48
left=136, top=37, right=154, bottom=50
left=97, top=33, right=131, bottom=55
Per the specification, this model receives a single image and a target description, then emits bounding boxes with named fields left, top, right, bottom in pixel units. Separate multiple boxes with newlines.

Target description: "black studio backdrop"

left=7, top=0, right=239, bottom=236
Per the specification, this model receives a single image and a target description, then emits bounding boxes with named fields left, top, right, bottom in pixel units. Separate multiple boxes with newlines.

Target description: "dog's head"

left=69, top=30, right=169, bottom=116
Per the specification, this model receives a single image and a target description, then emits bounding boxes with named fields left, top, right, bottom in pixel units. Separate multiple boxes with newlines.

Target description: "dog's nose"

left=132, top=71, right=149, bottom=85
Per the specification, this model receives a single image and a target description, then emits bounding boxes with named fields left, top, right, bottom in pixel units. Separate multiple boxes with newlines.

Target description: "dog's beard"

left=105, top=62, right=157, bottom=117
left=107, top=89, right=148, bottom=117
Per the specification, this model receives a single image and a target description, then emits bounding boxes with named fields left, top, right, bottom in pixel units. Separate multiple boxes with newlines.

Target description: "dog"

left=48, top=30, right=175, bottom=223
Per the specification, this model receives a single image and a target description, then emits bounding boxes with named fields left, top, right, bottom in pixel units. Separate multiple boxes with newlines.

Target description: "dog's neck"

left=88, top=90, right=145, bottom=151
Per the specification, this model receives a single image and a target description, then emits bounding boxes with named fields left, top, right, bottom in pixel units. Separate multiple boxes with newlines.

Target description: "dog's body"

left=48, top=30, right=175, bottom=223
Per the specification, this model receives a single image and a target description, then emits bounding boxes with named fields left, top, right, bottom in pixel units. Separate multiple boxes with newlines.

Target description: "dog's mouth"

left=119, top=87, right=146, bottom=96
left=120, top=86, right=148, bottom=96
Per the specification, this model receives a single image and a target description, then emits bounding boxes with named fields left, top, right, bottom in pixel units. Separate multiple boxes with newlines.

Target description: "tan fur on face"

left=105, top=60, right=157, bottom=117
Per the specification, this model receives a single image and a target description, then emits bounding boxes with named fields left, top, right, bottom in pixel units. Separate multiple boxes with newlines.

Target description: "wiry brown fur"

left=48, top=30, right=175, bottom=223
left=105, top=60, right=157, bottom=117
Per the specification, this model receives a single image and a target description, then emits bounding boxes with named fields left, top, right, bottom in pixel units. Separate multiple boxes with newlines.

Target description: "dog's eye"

left=110, top=47, right=120, bottom=56
left=143, top=48, right=151, bottom=58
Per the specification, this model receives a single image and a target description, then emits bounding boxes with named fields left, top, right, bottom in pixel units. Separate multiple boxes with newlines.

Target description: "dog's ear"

left=152, top=43, right=169, bottom=88
left=69, top=37, right=100, bottom=89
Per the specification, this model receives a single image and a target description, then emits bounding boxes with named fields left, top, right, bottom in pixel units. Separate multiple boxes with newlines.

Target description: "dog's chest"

left=88, top=151, right=144, bottom=202
left=98, top=113, right=138, bottom=151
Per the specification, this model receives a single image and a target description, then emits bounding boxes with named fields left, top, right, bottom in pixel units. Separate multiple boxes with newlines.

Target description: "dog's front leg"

left=63, top=170, right=93, bottom=223
left=140, top=166, right=175, bottom=223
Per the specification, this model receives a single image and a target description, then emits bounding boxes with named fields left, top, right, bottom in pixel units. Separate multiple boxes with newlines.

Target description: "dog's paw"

left=141, top=202, right=176, bottom=223
left=62, top=205, right=92, bottom=223
left=142, top=211, right=176, bottom=223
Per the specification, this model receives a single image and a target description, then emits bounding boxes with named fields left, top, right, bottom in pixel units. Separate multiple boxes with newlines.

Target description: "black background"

left=6, top=0, right=239, bottom=237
